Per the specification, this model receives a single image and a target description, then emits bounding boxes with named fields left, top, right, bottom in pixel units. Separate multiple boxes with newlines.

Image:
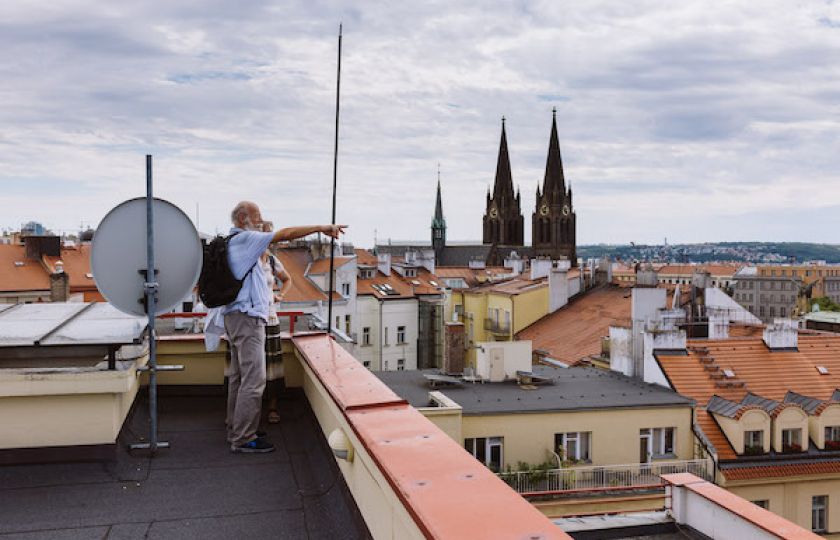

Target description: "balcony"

left=483, top=317, right=511, bottom=335
left=498, top=459, right=712, bottom=495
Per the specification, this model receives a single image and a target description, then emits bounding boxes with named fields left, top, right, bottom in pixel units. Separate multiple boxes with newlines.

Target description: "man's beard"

left=242, top=217, right=261, bottom=231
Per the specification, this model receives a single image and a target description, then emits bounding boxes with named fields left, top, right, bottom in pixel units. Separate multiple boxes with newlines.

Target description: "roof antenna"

left=327, top=24, right=342, bottom=337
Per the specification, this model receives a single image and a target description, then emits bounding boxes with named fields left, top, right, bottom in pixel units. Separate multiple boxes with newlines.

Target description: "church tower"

left=431, top=167, right=446, bottom=257
left=482, top=118, right=524, bottom=246
left=532, top=109, right=577, bottom=265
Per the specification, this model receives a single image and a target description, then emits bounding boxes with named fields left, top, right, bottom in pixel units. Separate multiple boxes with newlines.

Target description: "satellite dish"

left=92, top=197, right=202, bottom=316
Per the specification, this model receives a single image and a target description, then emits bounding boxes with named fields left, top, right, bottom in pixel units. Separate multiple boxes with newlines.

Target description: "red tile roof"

left=434, top=266, right=512, bottom=288
left=273, top=249, right=341, bottom=303
left=723, top=461, right=840, bottom=481
left=308, top=256, right=353, bottom=274
left=659, top=334, right=840, bottom=469
left=43, top=244, right=97, bottom=293
left=516, top=286, right=632, bottom=365
left=0, top=244, right=50, bottom=292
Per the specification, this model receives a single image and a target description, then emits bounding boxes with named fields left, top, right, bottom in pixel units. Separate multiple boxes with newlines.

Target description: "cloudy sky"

left=2, top=1, right=840, bottom=247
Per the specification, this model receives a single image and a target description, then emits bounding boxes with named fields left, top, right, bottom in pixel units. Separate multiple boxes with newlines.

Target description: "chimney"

left=635, top=268, right=658, bottom=287
left=707, top=306, right=730, bottom=339
left=443, top=322, right=465, bottom=374
left=530, top=258, right=552, bottom=280
left=377, top=253, right=391, bottom=276
left=504, top=251, right=525, bottom=275
left=549, top=260, right=571, bottom=312
left=418, top=249, right=436, bottom=274
left=763, top=318, right=798, bottom=350
left=24, top=235, right=60, bottom=261
left=50, top=269, right=70, bottom=302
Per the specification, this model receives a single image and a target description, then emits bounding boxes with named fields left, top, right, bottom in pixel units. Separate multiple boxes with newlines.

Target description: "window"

left=345, top=314, right=351, bottom=334
left=397, top=326, right=406, bottom=344
left=782, top=428, right=803, bottom=453
left=780, top=307, right=786, bottom=317
left=397, top=358, right=405, bottom=371
left=341, top=283, right=351, bottom=296
left=362, top=327, right=371, bottom=346
left=769, top=306, right=776, bottom=317
left=453, top=304, right=464, bottom=321
left=465, top=437, right=504, bottom=472
left=826, top=426, right=840, bottom=450
left=753, top=500, right=769, bottom=510
left=384, top=327, right=389, bottom=346
left=554, top=432, right=591, bottom=462
left=404, top=268, right=417, bottom=277
left=641, top=427, right=675, bottom=457
left=363, top=360, right=370, bottom=368
left=759, top=306, right=765, bottom=317
left=744, top=430, right=764, bottom=455
left=813, top=495, right=828, bottom=533
left=335, top=316, right=340, bottom=330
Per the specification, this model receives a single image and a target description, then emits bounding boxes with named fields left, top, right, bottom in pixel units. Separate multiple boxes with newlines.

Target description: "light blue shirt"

left=222, top=228, right=274, bottom=322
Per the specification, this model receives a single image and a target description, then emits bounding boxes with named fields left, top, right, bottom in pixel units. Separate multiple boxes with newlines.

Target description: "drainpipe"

left=379, top=298, right=384, bottom=370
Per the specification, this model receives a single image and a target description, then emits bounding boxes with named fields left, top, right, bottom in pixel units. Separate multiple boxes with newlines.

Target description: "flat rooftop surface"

left=375, top=365, right=694, bottom=415
left=0, top=390, right=370, bottom=540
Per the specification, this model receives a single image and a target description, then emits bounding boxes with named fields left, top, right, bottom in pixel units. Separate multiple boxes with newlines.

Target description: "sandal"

left=268, top=410, right=281, bottom=424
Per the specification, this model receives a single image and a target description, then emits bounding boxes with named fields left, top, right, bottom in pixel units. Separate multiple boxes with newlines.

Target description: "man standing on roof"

left=224, top=201, right=345, bottom=453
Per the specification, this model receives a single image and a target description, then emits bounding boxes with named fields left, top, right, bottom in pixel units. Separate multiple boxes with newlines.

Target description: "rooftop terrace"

left=0, top=389, right=369, bottom=539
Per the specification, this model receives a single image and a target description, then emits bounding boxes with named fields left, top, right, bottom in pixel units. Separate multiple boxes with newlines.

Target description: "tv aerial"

left=91, top=155, right=200, bottom=453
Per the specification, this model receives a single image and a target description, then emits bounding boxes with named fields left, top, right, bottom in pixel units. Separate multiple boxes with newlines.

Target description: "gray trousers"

left=224, top=310, right=266, bottom=447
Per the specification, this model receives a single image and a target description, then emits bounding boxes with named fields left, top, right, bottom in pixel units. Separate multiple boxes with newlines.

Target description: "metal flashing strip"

left=34, top=303, right=97, bottom=346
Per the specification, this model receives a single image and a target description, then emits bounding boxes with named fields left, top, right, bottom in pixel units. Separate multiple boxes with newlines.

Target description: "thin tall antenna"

left=327, top=24, right=342, bottom=336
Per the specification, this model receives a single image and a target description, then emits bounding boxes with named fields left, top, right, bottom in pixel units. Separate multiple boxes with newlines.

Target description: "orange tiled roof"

left=723, top=461, right=840, bottom=481
left=517, top=286, right=633, bottom=365
left=357, top=272, right=415, bottom=299
left=43, top=244, right=97, bottom=292
left=274, top=249, right=341, bottom=303
left=308, top=256, right=353, bottom=274
left=354, top=248, right=378, bottom=266
left=0, top=244, right=50, bottom=292
left=434, top=266, right=511, bottom=288
left=658, top=334, right=840, bottom=467
left=658, top=264, right=741, bottom=277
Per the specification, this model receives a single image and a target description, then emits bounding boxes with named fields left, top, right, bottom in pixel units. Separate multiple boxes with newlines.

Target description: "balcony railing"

left=483, top=317, right=511, bottom=334
left=497, top=459, right=711, bottom=495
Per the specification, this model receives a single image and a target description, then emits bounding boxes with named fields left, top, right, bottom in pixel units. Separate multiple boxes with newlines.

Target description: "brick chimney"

left=50, top=264, right=70, bottom=302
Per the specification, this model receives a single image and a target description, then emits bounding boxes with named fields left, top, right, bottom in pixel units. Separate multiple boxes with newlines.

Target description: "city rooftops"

left=375, top=364, right=693, bottom=415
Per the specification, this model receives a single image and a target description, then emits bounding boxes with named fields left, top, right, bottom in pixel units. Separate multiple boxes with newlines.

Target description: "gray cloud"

left=1, top=1, right=840, bottom=244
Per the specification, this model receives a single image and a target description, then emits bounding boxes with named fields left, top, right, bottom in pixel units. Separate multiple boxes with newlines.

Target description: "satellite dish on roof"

left=91, top=197, right=201, bottom=316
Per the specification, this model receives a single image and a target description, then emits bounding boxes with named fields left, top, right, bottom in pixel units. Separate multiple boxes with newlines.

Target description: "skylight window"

left=411, top=280, right=421, bottom=286
left=723, top=369, right=736, bottom=379
left=818, top=366, right=830, bottom=375
left=14, top=261, right=24, bottom=267
left=429, top=280, right=439, bottom=287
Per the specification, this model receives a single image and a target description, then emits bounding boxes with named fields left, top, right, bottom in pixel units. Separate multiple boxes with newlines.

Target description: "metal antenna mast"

left=327, top=24, right=342, bottom=336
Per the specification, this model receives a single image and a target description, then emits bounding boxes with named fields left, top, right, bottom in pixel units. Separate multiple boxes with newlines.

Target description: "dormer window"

left=825, top=426, right=840, bottom=450
left=744, top=430, right=764, bottom=455
left=723, top=369, right=736, bottom=379
left=782, top=428, right=803, bottom=453
left=341, top=283, right=351, bottom=297
left=817, top=366, right=829, bottom=375
left=405, top=268, right=417, bottom=278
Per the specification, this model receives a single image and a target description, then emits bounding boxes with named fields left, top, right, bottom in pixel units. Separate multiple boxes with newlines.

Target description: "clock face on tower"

left=539, top=204, right=549, bottom=217
left=489, top=207, right=498, bottom=219
left=562, top=204, right=570, bottom=216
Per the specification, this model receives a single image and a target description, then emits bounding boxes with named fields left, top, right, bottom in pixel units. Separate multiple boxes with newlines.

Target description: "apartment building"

left=645, top=320, right=840, bottom=535
left=613, top=263, right=740, bottom=289
left=733, top=264, right=840, bottom=322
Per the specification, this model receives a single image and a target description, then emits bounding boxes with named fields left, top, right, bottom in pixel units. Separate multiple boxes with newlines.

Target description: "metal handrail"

left=158, top=311, right=306, bottom=334
left=497, top=458, right=712, bottom=494
left=483, top=317, right=511, bottom=334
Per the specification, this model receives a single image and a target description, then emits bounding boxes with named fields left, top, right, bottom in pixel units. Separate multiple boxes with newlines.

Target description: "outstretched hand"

left=322, top=224, right=348, bottom=239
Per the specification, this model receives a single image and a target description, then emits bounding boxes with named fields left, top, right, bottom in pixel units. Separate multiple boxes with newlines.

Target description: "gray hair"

left=230, top=201, right=251, bottom=226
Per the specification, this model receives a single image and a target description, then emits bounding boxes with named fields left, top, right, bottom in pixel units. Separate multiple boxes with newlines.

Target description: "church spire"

left=433, top=164, right=445, bottom=227
left=492, top=117, right=514, bottom=200
left=541, top=107, right=566, bottom=197
left=431, top=164, right=447, bottom=252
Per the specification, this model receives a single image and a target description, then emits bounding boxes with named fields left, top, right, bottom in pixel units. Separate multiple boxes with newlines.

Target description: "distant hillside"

left=577, top=242, right=840, bottom=264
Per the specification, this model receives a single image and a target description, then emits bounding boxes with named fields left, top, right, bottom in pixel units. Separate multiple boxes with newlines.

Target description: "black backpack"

left=198, top=233, right=250, bottom=308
